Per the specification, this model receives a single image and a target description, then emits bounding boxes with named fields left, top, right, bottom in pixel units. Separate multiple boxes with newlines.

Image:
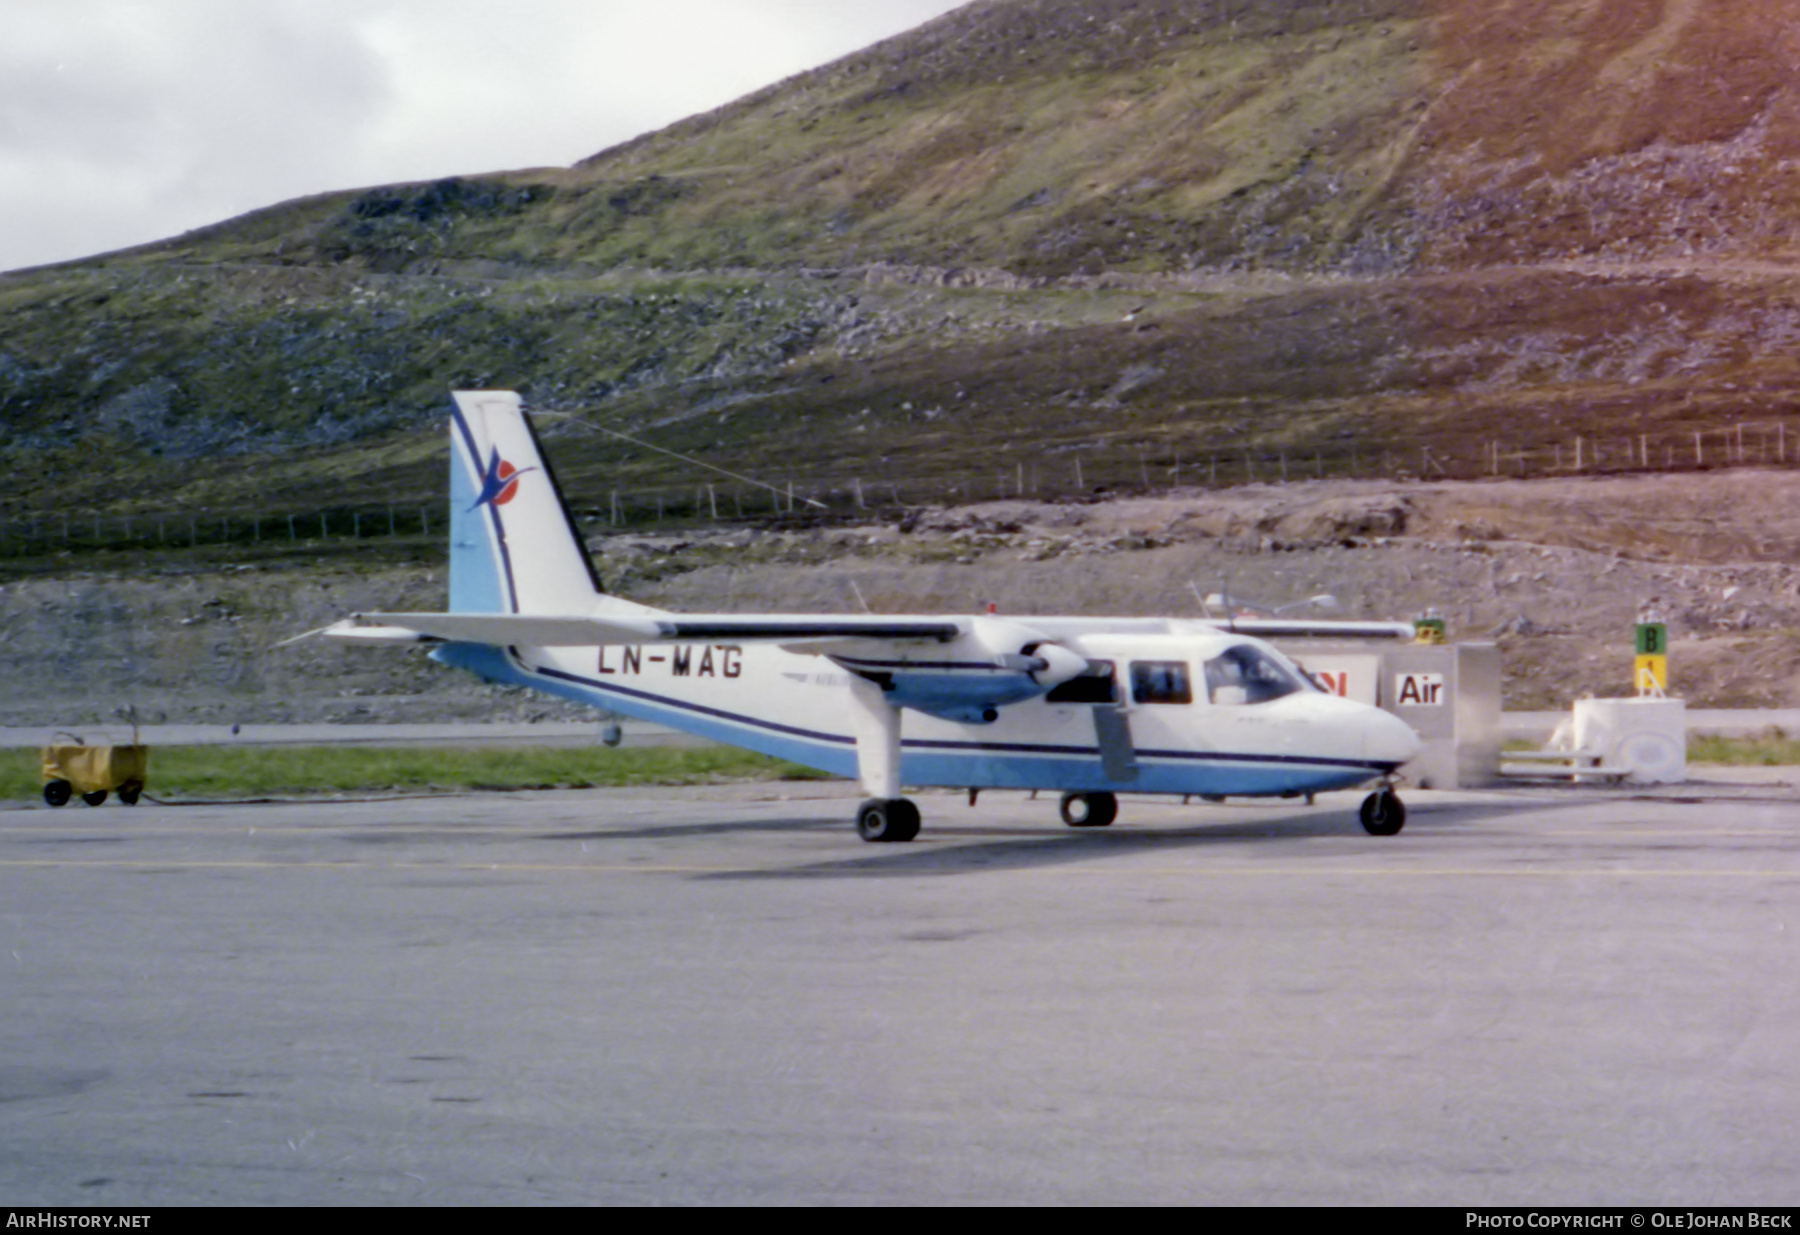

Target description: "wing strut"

left=1093, top=705, right=1140, bottom=783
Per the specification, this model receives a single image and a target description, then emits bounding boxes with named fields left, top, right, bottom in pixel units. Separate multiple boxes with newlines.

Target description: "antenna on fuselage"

left=537, top=411, right=829, bottom=511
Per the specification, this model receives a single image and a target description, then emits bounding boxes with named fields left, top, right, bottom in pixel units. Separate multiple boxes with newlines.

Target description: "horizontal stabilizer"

left=317, top=623, right=444, bottom=647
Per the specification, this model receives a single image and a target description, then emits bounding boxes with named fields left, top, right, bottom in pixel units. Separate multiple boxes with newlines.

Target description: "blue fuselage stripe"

left=431, top=646, right=1396, bottom=795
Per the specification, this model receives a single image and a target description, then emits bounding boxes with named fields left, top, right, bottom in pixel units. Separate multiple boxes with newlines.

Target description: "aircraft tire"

left=857, top=797, right=921, bottom=843
left=43, top=780, right=71, bottom=808
left=118, top=781, right=143, bottom=806
left=81, top=790, right=108, bottom=807
left=1059, top=791, right=1117, bottom=828
left=1359, top=791, right=1405, bottom=836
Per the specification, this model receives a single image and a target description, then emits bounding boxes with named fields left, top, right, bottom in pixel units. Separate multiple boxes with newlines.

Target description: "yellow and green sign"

left=1635, top=622, right=1668, bottom=694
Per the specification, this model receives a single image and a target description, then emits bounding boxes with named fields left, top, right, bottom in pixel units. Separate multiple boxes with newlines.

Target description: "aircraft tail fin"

left=447, top=391, right=609, bottom=616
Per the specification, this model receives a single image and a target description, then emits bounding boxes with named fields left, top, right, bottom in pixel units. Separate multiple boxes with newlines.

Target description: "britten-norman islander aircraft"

left=319, top=392, right=1423, bottom=842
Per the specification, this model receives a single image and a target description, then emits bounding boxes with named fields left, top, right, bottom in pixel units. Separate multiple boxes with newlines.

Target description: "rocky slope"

left=7, top=0, right=1800, bottom=725
left=4, top=0, right=1800, bottom=526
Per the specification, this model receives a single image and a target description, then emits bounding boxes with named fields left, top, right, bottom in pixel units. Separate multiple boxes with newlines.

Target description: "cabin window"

left=1129, top=660, right=1192, bottom=705
left=1046, top=659, right=1118, bottom=705
left=1203, top=643, right=1309, bottom=706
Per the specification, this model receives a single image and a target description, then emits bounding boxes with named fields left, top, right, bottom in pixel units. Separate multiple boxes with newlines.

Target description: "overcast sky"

left=0, top=0, right=966, bottom=274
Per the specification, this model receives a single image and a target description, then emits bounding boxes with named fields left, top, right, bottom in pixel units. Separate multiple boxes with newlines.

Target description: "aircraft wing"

left=327, top=612, right=966, bottom=648
left=1211, top=618, right=1417, bottom=640
left=1010, top=616, right=1418, bottom=641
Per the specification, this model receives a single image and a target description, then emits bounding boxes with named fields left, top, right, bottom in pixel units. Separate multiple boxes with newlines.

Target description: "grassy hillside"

left=4, top=0, right=1800, bottom=541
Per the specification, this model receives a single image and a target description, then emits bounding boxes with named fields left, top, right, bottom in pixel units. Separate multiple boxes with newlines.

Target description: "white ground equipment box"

left=1572, top=697, right=1687, bottom=785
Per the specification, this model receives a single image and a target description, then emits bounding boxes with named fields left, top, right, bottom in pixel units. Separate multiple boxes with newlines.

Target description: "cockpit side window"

left=1129, top=660, right=1193, bottom=705
left=1203, top=644, right=1310, bottom=705
left=1046, top=659, right=1118, bottom=705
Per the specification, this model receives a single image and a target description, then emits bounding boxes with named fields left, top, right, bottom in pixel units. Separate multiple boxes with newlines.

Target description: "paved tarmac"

left=3, top=780, right=1799, bottom=1205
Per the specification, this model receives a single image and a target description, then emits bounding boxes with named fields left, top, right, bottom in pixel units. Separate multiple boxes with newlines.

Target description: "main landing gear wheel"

left=856, top=797, right=921, bottom=843
left=1059, top=791, right=1118, bottom=828
left=43, top=779, right=71, bottom=808
left=81, top=789, right=108, bottom=807
left=1359, top=790, right=1406, bottom=836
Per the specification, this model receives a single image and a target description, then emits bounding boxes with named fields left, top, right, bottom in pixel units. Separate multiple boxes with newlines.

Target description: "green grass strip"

left=1507, top=733, right=1800, bottom=768
left=3, top=744, right=832, bottom=802
left=1685, top=733, right=1800, bottom=767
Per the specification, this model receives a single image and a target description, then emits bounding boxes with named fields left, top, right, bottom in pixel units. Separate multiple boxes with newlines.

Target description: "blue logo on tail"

left=469, top=446, right=537, bottom=511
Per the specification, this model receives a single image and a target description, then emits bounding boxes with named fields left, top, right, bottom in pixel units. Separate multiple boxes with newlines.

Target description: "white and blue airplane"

left=321, top=391, right=1423, bottom=841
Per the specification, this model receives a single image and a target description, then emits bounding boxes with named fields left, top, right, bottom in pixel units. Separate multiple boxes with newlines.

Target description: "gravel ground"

left=6, top=469, right=1800, bottom=728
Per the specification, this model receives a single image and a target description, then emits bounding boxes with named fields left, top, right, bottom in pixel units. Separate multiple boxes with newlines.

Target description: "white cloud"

left=0, top=0, right=963, bottom=272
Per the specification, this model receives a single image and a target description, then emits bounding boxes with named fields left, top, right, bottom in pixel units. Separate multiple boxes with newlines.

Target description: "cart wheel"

left=81, top=790, right=107, bottom=807
left=43, top=780, right=71, bottom=808
left=118, top=781, right=143, bottom=806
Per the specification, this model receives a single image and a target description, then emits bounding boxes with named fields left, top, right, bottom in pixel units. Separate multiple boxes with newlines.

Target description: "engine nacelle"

left=829, top=617, right=1088, bottom=724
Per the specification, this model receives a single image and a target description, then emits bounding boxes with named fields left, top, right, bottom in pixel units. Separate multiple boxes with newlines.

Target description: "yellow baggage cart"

left=41, top=735, right=148, bottom=807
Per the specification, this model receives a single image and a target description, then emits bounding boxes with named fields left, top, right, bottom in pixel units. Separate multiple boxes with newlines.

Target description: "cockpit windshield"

left=1203, top=643, right=1312, bottom=706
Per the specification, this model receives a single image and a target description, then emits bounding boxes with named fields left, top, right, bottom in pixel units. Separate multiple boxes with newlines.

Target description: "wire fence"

left=0, top=505, right=438, bottom=556
left=575, top=418, right=1800, bottom=526
left=6, top=419, right=1796, bottom=555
